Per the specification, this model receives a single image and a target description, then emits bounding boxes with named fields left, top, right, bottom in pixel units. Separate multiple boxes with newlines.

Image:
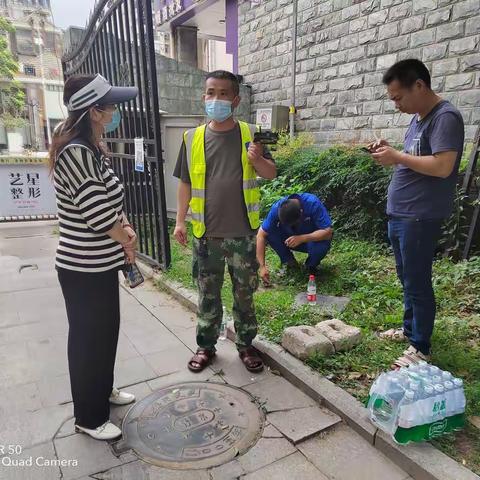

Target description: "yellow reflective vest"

left=183, top=121, right=260, bottom=238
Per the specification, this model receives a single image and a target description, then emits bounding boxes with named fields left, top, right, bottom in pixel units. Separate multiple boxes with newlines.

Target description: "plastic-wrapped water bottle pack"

left=367, top=361, right=466, bottom=444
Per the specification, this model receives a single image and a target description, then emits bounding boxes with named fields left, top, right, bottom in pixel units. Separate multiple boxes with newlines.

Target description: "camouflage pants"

left=192, top=236, right=259, bottom=352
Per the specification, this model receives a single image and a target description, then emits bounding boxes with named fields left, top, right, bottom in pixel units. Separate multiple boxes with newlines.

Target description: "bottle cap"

left=442, top=371, right=453, bottom=379
left=453, top=378, right=464, bottom=387
left=309, top=274, right=315, bottom=280
left=429, top=366, right=440, bottom=373
left=409, top=382, right=420, bottom=390
left=405, top=390, right=415, bottom=399
left=434, top=384, right=445, bottom=393
left=432, top=375, right=442, bottom=383
left=424, top=385, right=434, bottom=394
left=418, top=360, right=428, bottom=366
left=444, top=381, right=454, bottom=390
left=419, top=368, right=429, bottom=376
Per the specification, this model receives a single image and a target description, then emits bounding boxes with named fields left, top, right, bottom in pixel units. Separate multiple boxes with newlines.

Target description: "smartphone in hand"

left=122, top=262, right=144, bottom=288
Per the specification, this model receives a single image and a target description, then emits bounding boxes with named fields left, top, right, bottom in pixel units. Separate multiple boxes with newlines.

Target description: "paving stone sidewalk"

left=0, top=221, right=412, bottom=480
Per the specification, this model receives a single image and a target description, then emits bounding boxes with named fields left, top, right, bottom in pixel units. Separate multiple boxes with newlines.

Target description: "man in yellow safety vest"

left=173, top=70, right=276, bottom=373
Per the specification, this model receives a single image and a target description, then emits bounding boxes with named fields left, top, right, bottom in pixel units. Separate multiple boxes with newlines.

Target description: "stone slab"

left=143, top=343, right=193, bottom=378
left=92, top=461, right=211, bottom=480
left=243, top=375, right=317, bottom=413
left=54, top=433, right=123, bottom=480
left=209, top=459, right=246, bottom=480
left=282, top=325, right=334, bottom=360
left=113, top=356, right=157, bottom=388
left=267, top=405, right=342, bottom=444
left=298, top=424, right=410, bottom=480
left=294, top=292, right=351, bottom=313
left=210, top=339, right=273, bottom=387
left=0, top=402, right=73, bottom=449
left=243, top=451, right=329, bottom=480
left=0, top=441, right=61, bottom=480
left=237, top=437, right=297, bottom=474
left=262, top=423, right=284, bottom=438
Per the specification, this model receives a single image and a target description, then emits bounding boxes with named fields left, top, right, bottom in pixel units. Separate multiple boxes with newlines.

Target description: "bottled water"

left=307, top=275, right=317, bottom=305
left=219, top=306, right=227, bottom=340
left=368, top=365, right=466, bottom=443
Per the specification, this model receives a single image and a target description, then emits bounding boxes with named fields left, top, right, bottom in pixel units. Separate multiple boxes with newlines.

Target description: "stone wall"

left=156, top=54, right=251, bottom=121
left=238, top=0, right=480, bottom=144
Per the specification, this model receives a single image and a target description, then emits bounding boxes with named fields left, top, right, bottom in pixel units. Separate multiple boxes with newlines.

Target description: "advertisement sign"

left=135, top=138, right=145, bottom=173
left=0, top=163, right=57, bottom=217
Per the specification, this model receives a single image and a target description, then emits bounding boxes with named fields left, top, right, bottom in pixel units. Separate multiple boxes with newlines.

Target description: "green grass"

left=161, top=225, right=480, bottom=474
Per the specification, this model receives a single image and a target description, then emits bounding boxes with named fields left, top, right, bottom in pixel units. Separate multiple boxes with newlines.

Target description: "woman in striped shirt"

left=49, top=74, right=138, bottom=441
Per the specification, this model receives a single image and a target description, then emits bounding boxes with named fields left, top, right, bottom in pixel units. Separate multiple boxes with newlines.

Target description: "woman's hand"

left=122, top=225, right=137, bottom=264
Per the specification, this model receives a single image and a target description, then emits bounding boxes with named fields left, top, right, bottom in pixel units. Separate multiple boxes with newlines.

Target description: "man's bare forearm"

left=398, top=152, right=456, bottom=178
left=251, top=157, right=277, bottom=179
left=256, top=229, right=268, bottom=267
left=176, top=181, right=191, bottom=224
left=301, top=228, right=333, bottom=243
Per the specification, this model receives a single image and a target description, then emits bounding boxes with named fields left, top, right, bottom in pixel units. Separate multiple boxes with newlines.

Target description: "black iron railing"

left=62, top=0, right=170, bottom=268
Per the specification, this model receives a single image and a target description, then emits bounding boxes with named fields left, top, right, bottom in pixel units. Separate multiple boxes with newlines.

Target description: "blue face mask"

left=104, top=108, right=121, bottom=133
left=205, top=100, right=233, bottom=122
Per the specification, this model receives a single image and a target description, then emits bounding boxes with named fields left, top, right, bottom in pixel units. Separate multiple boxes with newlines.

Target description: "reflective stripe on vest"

left=184, top=121, right=260, bottom=238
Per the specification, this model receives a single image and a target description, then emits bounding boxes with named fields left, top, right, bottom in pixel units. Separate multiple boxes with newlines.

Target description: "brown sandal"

left=239, top=347, right=264, bottom=373
left=188, top=348, right=216, bottom=372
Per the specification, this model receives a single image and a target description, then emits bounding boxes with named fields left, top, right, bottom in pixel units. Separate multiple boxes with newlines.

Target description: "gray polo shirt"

left=387, top=100, right=464, bottom=220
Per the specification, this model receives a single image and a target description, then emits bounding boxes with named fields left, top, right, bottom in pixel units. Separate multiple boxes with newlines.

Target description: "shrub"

left=262, top=139, right=392, bottom=241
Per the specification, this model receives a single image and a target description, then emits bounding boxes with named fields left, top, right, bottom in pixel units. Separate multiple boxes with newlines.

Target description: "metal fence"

left=62, top=0, right=171, bottom=268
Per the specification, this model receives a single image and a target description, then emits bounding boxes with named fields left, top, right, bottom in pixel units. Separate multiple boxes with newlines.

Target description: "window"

left=46, top=84, right=62, bottom=92
left=16, top=29, right=35, bottom=55
left=24, top=65, right=36, bottom=76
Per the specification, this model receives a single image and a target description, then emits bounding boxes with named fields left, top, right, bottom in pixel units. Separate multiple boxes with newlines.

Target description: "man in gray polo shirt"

left=369, top=59, right=464, bottom=369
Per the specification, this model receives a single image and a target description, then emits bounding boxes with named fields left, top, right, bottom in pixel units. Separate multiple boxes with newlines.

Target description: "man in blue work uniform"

left=256, top=193, right=333, bottom=285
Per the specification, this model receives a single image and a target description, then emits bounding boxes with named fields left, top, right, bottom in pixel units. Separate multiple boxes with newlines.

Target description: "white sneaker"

left=109, top=387, right=136, bottom=405
left=75, top=421, right=122, bottom=440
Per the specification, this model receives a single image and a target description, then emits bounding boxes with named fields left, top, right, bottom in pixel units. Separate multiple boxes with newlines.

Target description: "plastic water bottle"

left=394, top=390, right=417, bottom=444
left=219, top=306, right=227, bottom=340
left=307, top=275, right=317, bottom=305
left=429, top=365, right=441, bottom=376
left=452, top=378, right=466, bottom=417
left=443, top=381, right=455, bottom=417
left=432, top=384, right=446, bottom=420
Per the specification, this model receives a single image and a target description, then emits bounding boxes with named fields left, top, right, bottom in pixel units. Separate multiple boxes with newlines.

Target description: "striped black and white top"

left=53, top=140, right=125, bottom=273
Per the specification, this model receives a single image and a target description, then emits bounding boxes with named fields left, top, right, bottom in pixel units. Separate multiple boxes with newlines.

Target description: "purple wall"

left=225, top=0, right=238, bottom=74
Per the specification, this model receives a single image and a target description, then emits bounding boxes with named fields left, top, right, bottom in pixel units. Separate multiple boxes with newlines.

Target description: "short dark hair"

left=382, top=59, right=431, bottom=89
left=206, top=70, right=240, bottom=95
left=279, top=199, right=302, bottom=226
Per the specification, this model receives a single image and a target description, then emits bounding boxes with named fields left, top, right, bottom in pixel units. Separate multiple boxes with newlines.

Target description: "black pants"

left=57, top=267, right=120, bottom=429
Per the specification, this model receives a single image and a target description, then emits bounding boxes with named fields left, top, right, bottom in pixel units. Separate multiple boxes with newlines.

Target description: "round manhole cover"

left=122, top=382, right=265, bottom=469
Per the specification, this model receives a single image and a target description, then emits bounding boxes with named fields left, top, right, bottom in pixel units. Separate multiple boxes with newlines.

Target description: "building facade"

left=0, top=0, right=65, bottom=152
left=238, top=0, right=480, bottom=144
left=154, top=0, right=239, bottom=73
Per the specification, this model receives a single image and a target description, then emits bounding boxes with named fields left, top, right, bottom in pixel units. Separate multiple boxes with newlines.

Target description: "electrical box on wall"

left=255, top=106, right=289, bottom=131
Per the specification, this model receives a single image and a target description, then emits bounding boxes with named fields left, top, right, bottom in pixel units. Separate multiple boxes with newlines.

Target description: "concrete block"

left=452, top=0, right=480, bottom=20
left=282, top=326, right=334, bottom=360
left=400, top=15, right=424, bottom=34
left=460, top=54, right=480, bottom=72
left=432, top=58, right=459, bottom=77
left=413, top=0, right=438, bottom=14
left=315, top=319, right=362, bottom=352
left=449, top=36, right=479, bottom=55
left=425, top=7, right=452, bottom=26
left=389, top=2, right=412, bottom=20
left=445, top=73, right=474, bottom=91
left=423, top=43, right=448, bottom=62
left=436, top=21, right=464, bottom=41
